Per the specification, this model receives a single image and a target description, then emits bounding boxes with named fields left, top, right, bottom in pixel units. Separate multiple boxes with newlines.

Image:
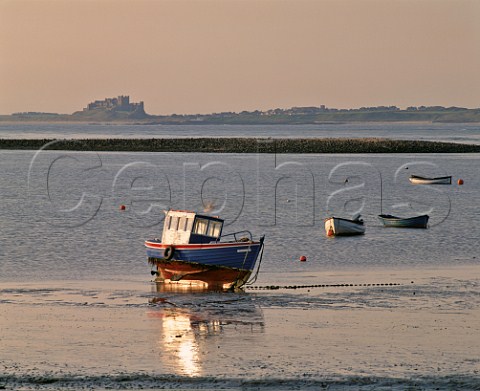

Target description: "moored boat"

left=409, top=175, right=452, bottom=185
left=378, top=214, right=429, bottom=228
left=324, top=214, right=365, bottom=236
left=145, top=210, right=265, bottom=290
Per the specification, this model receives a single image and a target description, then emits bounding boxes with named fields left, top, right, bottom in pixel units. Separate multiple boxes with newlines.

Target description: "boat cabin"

left=161, top=210, right=224, bottom=245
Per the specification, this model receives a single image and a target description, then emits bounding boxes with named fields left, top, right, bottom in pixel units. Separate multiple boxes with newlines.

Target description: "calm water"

left=1, top=146, right=479, bottom=389
left=1, top=122, right=480, bottom=144
left=1, top=150, right=479, bottom=281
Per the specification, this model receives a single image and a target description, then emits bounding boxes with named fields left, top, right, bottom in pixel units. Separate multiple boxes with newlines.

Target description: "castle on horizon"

left=84, top=95, right=145, bottom=113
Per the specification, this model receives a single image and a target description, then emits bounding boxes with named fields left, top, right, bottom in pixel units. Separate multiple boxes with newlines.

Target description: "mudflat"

left=1, top=266, right=479, bottom=390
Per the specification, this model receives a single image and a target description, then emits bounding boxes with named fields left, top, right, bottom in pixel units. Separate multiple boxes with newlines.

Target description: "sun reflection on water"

left=160, top=311, right=200, bottom=376
left=148, top=283, right=265, bottom=377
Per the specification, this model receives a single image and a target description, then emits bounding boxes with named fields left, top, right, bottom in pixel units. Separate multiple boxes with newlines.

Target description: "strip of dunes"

left=1, top=138, right=479, bottom=153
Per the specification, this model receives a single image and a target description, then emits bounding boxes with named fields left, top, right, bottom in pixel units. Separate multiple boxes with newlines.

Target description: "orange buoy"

left=120, top=204, right=126, bottom=211
left=299, top=255, right=307, bottom=262
left=457, top=179, right=464, bottom=185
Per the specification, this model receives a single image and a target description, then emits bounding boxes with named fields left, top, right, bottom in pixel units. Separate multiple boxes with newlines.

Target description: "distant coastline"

left=1, top=138, right=479, bottom=153
left=1, top=95, right=480, bottom=124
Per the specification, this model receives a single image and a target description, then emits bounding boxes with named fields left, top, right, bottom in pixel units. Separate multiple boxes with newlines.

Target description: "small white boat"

left=409, top=175, right=452, bottom=185
left=324, top=214, right=365, bottom=236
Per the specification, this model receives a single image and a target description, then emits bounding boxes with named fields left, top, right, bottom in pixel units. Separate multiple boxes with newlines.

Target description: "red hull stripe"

left=145, top=241, right=259, bottom=250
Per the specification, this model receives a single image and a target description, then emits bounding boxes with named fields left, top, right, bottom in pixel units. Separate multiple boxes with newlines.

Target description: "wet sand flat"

left=1, top=266, right=479, bottom=390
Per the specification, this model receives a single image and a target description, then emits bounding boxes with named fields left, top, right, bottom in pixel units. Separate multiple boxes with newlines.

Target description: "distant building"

left=84, top=95, right=145, bottom=113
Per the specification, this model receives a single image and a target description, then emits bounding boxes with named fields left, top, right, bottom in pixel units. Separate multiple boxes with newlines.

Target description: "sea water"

left=1, top=122, right=480, bottom=144
left=1, top=147, right=479, bottom=390
left=1, top=150, right=479, bottom=279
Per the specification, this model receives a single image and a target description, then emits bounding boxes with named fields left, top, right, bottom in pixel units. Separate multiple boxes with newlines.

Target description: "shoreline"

left=1, top=266, right=479, bottom=390
left=1, top=120, right=480, bottom=127
left=1, top=119, right=480, bottom=124
left=1, top=137, right=480, bottom=153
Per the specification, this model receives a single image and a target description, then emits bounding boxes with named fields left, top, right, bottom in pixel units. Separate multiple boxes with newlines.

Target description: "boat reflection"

left=147, top=282, right=264, bottom=377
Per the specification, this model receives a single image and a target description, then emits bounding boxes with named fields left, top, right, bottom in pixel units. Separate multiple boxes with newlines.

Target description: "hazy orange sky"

left=1, top=0, right=480, bottom=115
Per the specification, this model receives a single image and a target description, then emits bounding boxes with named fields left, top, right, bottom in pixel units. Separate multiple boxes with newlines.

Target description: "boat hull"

left=409, top=175, right=452, bottom=185
left=378, top=214, right=429, bottom=228
left=324, top=217, right=365, bottom=236
left=148, top=257, right=253, bottom=289
left=145, top=240, right=263, bottom=289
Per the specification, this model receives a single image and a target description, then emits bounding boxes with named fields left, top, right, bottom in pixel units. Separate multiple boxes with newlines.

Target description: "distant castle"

left=84, top=95, right=145, bottom=113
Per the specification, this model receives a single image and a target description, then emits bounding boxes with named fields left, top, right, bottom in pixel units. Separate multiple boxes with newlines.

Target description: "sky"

left=1, top=0, right=480, bottom=115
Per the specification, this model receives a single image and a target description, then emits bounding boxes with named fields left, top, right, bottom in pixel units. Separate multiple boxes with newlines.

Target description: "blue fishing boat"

left=378, top=214, right=429, bottom=228
left=145, top=210, right=265, bottom=290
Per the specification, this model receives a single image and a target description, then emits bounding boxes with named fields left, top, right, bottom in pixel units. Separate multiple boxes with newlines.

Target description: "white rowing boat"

left=409, top=175, right=452, bottom=185
left=324, top=215, right=365, bottom=236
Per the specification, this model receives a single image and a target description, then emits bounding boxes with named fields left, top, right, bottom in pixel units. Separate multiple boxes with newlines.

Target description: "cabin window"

left=193, top=218, right=208, bottom=235
left=179, top=217, right=186, bottom=231
left=207, top=221, right=222, bottom=237
left=170, top=216, right=178, bottom=231
left=185, top=218, right=193, bottom=232
left=165, top=216, right=172, bottom=230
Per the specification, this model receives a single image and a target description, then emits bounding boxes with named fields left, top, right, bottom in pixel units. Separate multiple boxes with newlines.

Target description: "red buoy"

left=120, top=204, right=126, bottom=211
left=457, top=179, right=464, bottom=185
left=299, top=255, right=307, bottom=262
left=327, top=228, right=334, bottom=237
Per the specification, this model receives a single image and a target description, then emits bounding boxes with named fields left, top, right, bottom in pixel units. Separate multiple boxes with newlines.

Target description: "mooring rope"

left=244, top=240, right=265, bottom=287
left=245, top=282, right=404, bottom=290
